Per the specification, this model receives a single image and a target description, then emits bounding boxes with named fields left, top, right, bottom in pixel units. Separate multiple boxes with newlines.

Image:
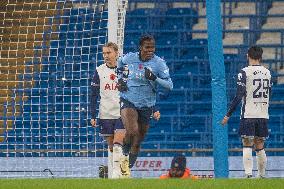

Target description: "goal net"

left=0, top=0, right=127, bottom=178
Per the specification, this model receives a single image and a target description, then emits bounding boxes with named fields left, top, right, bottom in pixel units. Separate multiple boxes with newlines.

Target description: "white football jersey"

left=94, top=64, right=120, bottom=119
left=238, top=65, right=271, bottom=119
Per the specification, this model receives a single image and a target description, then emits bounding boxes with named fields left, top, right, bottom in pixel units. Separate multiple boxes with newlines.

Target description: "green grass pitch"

left=0, top=178, right=283, bottom=189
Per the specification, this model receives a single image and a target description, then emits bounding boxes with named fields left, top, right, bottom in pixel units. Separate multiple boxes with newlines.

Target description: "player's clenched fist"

left=144, top=67, right=157, bottom=81
left=117, top=78, right=128, bottom=92
left=221, top=116, right=229, bottom=126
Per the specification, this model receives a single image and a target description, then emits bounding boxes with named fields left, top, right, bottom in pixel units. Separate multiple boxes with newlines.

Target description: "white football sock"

left=112, top=144, right=123, bottom=178
left=108, top=148, right=113, bottom=179
left=256, top=149, right=267, bottom=178
left=243, top=147, right=253, bottom=176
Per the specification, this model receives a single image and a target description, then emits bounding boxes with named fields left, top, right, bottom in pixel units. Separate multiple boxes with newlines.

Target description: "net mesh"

left=116, top=0, right=127, bottom=56
left=0, top=0, right=125, bottom=178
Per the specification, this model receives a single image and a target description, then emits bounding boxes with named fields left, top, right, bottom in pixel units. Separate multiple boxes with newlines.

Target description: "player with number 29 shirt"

left=222, top=46, right=272, bottom=178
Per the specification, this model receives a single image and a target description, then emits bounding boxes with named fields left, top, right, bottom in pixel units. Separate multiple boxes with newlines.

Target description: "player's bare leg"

left=121, top=108, right=140, bottom=168
left=242, top=137, right=254, bottom=178
left=121, top=108, right=138, bottom=155
left=120, top=108, right=139, bottom=176
left=139, top=124, right=149, bottom=144
left=254, top=137, right=267, bottom=178
left=125, top=122, right=150, bottom=169
left=112, top=129, right=127, bottom=178
left=105, top=136, right=114, bottom=178
left=132, top=123, right=150, bottom=161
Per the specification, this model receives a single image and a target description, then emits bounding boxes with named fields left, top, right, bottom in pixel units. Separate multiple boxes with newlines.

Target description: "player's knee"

left=113, top=131, right=125, bottom=144
left=113, top=139, right=123, bottom=146
left=254, top=137, right=265, bottom=149
left=255, top=143, right=264, bottom=151
left=254, top=137, right=264, bottom=144
left=242, top=137, right=254, bottom=147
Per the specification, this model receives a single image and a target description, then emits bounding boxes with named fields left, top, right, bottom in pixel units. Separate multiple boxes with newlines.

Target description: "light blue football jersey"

left=117, top=52, right=173, bottom=108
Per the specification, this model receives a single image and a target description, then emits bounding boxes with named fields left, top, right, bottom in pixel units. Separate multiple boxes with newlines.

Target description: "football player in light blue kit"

left=117, top=35, right=173, bottom=171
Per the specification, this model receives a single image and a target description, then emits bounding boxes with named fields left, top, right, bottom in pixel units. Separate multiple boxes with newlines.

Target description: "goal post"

left=0, top=0, right=128, bottom=178
left=108, top=0, right=128, bottom=56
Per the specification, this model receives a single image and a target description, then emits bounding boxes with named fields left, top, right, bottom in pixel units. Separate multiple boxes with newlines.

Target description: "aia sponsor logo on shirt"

left=104, top=83, right=119, bottom=91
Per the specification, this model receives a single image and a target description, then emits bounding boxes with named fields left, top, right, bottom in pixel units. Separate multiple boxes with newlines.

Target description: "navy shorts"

left=120, top=98, right=153, bottom=125
left=98, top=118, right=124, bottom=137
left=239, top=118, right=269, bottom=139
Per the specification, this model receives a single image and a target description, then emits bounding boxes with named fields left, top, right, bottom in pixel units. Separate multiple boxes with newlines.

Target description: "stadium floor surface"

left=0, top=178, right=284, bottom=189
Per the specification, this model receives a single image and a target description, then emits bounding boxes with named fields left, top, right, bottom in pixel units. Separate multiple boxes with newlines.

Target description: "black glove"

left=117, top=78, right=128, bottom=92
left=144, top=67, right=157, bottom=81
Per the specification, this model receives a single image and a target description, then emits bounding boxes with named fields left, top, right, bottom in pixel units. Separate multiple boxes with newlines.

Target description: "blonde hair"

left=103, top=42, right=118, bottom=52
